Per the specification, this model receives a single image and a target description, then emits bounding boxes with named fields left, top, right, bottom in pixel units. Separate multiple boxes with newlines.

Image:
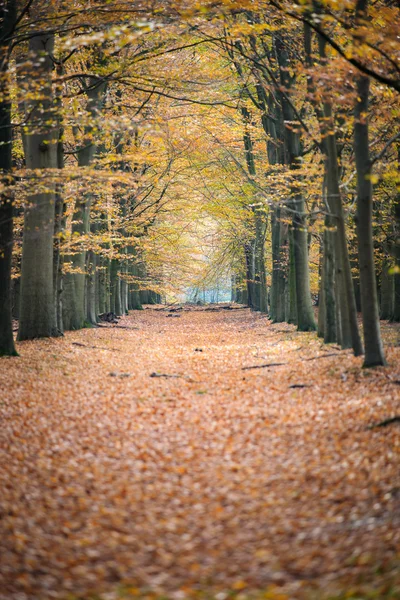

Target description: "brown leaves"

left=0, top=309, right=399, bottom=599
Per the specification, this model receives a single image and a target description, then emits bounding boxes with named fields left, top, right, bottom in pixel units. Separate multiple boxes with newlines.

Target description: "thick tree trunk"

left=62, top=81, right=106, bottom=330
left=322, top=59, right=362, bottom=351
left=354, top=75, right=386, bottom=367
left=52, top=61, right=65, bottom=335
left=305, top=25, right=362, bottom=352
left=276, top=36, right=316, bottom=331
left=0, top=1, right=17, bottom=355
left=391, top=183, right=400, bottom=321
left=18, top=33, right=59, bottom=341
left=324, top=115, right=362, bottom=352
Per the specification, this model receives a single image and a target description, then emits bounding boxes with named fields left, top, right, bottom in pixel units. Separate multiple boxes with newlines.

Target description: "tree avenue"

left=0, top=0, right=399, bottom=369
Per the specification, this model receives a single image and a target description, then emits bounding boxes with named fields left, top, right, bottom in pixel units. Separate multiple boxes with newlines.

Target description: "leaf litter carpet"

left=1, top=307, right=399, bottom=600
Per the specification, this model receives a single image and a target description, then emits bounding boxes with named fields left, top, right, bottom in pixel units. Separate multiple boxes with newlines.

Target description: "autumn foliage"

left=0, top=1, right=400, bottom=598
left=1, top=307, right=400, bottom=599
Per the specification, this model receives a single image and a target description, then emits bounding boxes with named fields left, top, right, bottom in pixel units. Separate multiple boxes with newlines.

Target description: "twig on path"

left=96, top=324, right=139, bottom=330
left=367, top=416, right=400, bottom=429
left=242, top=362, right=286, bottom=370
left=149, top=372, right=196, bottom=382
left=289, top=384, right=311, bottom=389
left=150, top=372, right=182, bottom=378
left=109, top=372, right=131, bottom=378
left=72, top=342, right=120, bottom=352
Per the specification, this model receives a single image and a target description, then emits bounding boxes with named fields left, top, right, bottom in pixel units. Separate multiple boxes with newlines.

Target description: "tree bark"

left=18, top=33, right=59, bottom=341
left=62, top=80, right=106, bottom=329
left=276, top=35, right=316, bottom=331
left=391, top=175, right=400, bottom=322
left=354, top=74, right=386, bottom=367
left=313, top=30, right=362, bottom=354
left=0, top=0, right=17, bottom=355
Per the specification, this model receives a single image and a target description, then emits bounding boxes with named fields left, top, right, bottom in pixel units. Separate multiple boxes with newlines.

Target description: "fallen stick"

left=150, top=372, right=181, bottom=378
left=242, top=362, right=286, bottom=371
left=149, top=372, right=197, bottom=382
left=367, top=416, right=400, bottom=429
left=72, top=342, right=121, bottom=352
left=289, top=384, right=311, bottom=389
left=97, top=324, right=139, bottom=330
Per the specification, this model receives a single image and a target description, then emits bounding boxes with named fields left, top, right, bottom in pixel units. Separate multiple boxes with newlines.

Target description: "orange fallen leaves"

left=0, top=308, right=399, bottom=600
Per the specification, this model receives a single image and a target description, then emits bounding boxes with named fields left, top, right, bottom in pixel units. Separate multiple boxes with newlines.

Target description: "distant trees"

left=0, top=0, right=398, bottom=368
left=218, top=0, right=398, bottom=366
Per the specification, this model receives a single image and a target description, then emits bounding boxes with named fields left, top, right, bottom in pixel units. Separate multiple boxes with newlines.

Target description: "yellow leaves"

left=388, top=265, right=400, bottom=275
left=232, top=580, right=248, bottom=590
left=261, top=587, right=289, bottom=600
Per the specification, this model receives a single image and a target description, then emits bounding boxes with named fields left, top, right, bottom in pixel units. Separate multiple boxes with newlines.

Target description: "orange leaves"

left=0, top=308, right=400, bottom=599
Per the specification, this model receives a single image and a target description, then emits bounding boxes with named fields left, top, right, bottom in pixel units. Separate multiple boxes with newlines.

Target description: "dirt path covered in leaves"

left=1, top=307, right=400, bottom=600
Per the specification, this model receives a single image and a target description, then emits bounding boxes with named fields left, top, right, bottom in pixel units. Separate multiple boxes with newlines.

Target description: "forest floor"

left=1, top=306, right=400, bottom=600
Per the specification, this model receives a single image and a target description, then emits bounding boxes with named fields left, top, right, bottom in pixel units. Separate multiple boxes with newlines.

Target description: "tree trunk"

left=0, top=0, right=17, bottom=354
left=304, top=24, right=362, bottom=352
left=86, top=250, right=97, bottom=324
left=354, top=74, right=386, bottom=367
left=323, top=228, right=337, bottom=343
left=288, top=230, right=298, bottom=325
left=62, top=81, right=106, bottom=330
left=270, top=207, right=287, bottom=322
left=292, top=194, right=317, bottom=331
left=254, top=214, right=268, bottom=313
left=391, top=178, right=400, bottom=322
left=244, top=242, right=255, bottom=309
left=18, top=33, right=59, bottom=341
left=380, top=256, right=394, bottom=320
left=317, top=239, right=325, bottom=338
left=62, top=198, right=88, bottom=329
left=276, top=35, right=316, bottom=331
left=317, top=33, right=362, bottom=354
left=110, top=259, right=121, bottom=315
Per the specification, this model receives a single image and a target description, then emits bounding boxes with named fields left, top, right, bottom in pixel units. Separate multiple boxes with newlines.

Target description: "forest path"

left=1, top=308, right=399, bottom=600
